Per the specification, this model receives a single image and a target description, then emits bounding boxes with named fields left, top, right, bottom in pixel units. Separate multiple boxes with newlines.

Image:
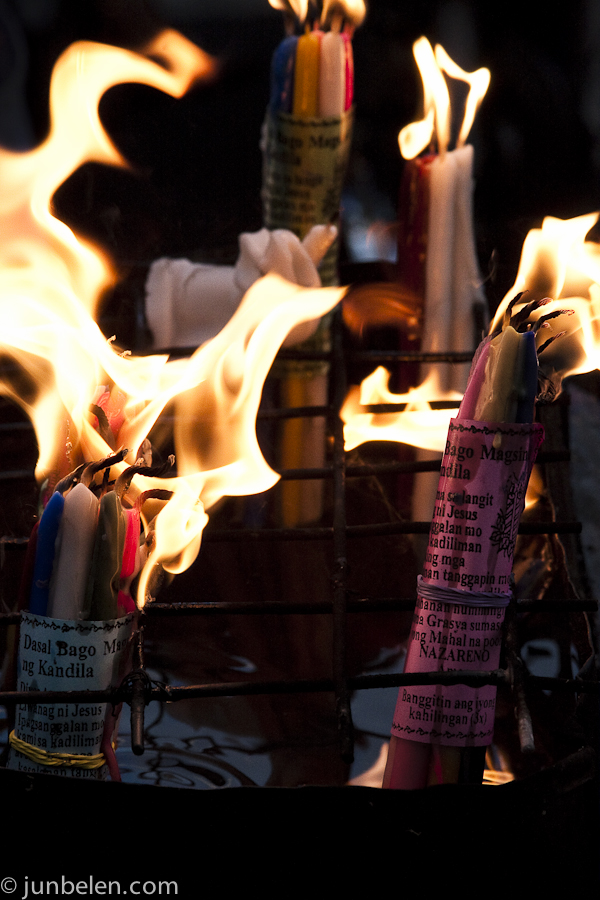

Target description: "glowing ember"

left=0, top=33, right=345, bottom=607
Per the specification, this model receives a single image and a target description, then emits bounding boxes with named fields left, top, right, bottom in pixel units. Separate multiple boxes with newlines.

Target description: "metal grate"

left=0, top=308, right=598, bottom=790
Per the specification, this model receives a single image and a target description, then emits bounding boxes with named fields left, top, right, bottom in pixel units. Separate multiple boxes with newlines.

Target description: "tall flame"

left=399, top=37, right=490, bottom=159
left=0, top=33, right=345, bottom=607
left=340, top=38, right=490, bottom=456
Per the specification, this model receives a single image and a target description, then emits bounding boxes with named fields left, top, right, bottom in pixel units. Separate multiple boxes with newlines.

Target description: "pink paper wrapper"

left=392, top=417, right=544, bottom=747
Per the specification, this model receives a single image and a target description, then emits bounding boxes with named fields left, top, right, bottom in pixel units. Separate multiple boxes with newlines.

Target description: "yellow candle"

left=292, top=30, right=321, bottom=118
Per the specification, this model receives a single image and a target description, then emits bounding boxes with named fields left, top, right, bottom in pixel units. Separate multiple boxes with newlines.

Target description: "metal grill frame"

left=0, top=309, right=598, bottom=789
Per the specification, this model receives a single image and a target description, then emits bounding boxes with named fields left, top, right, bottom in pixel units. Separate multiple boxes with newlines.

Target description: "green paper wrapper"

left=261, top=107, right=354, bottom=288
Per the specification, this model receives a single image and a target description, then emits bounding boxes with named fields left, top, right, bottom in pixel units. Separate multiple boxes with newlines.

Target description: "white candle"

left=144, top=226, right=336, bottom=350
left=421, top=144, right=486, bottom=395
left=319, top=31, right=345, bottom=117
left=47, top=482, right=98, bottom=620
left=450, top=143, right=487, bottom=394
left=421, top=149, right=458, bottom=380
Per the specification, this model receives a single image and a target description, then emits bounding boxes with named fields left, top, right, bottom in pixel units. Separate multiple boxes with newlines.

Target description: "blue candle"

left=270, top=34, right=298, bottom=114
left=28, top=491, right=65, bottom=616
left=515, top=330, right=539, bottom=424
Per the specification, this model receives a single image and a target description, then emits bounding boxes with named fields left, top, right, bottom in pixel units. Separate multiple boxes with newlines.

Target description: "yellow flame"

left=434, top=45, right=490, bottom=150
left=523, top=465, right=544, bottom=512
left=399, top=37, right=449, bottom=160
left=342, top=212, right=600, bottom=456
left=0, top=33, right=345, bottom=608
left=268, top=0, right=366, bottom=26
left=399, top=37, right=490, bottom=159
left=490, top=212, right=600, bottom=377
left=269, top=0, right=310, bottom=21
left=341, top=367, right=461, bottom=453
left=321, top=0, right=366, bottom=26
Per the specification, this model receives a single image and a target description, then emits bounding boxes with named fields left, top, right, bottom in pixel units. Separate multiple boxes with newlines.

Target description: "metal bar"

left=198, top=519, right=580, bottom=544
left=129, top=621, right=148, bottom=756
left=504, top=602, right=536, bottom=755
left=347, top=350, right=474, bottom=364
left=0, top=668, right=595, bottom=708
left=258, top=450, right=570, bottom=481
left=258, top=405, right=328, bottom=420
left=1, top=596, right=594, bottom=628
left=330, top=310, right=354, bottom=763
left=159, top=347, right=475, bottom=365
left=140, top=596, right=598, bottom=616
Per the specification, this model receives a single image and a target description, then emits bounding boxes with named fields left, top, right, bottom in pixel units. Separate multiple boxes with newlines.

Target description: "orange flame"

left=343, top=212, right=600, bottom=457
left=0, top=33, right=345, bottom=607
left=268, top=0, right=366, bottom=26
left=342, top=40, right=488, bottom=456
left=321, top=0, right=366, bottom=26
left=341, top=368, right=461, bottom=453
left=490, top=213, right=600, bottom=378
left=399, top=37, right=490, bottom=159
left=269, top=0, right=309, bottom=20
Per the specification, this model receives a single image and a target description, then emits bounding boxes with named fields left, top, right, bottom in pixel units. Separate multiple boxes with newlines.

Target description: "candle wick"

left=330, top=13, right=343, bottom=33
left=283, top=11, right=295, bottom=36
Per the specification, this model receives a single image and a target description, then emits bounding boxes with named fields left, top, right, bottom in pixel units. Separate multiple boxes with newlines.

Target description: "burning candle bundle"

left=262, top=0, right=366, bottom=286
left=0, top=31, right=349, bottom=779
left=382, top=294, right=571, bottom=789
left=27, top=448, right=181, bottom=621
left=269, top=3, right=354, bottom=119
left=262, top=2, right=365, bottom=526
left=7, top=444, right=185, bottom=780
left=397, top=37, right=490, bottom=395
left=0, top=32, right=347, bottom=599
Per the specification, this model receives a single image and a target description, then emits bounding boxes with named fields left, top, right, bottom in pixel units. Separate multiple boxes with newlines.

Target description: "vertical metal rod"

left=130, top=616, right=147, bottom=756
left=329, top=309, right=354, bottom=763
left=504, top=602, right=536, bottom=754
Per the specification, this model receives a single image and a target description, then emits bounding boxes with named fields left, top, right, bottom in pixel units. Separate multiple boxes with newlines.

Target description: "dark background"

left=2, top=0, right=600, bottom=339
left=0, top=5, right=598, bottom=848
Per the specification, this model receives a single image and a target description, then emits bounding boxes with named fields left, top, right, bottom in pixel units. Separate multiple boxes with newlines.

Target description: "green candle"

left=85, top=491, right=126, bottom=621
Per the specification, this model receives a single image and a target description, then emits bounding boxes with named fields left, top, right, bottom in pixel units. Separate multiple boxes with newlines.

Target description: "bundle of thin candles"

left=383, top=294, right=569, bottom=789
left=6, top=404, right=176, bottom=781
left=262, top=7, right=358, bottom=287
left=270, top=17, right=354, bottom=118
left=262, top=7, right=360, bottom=527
